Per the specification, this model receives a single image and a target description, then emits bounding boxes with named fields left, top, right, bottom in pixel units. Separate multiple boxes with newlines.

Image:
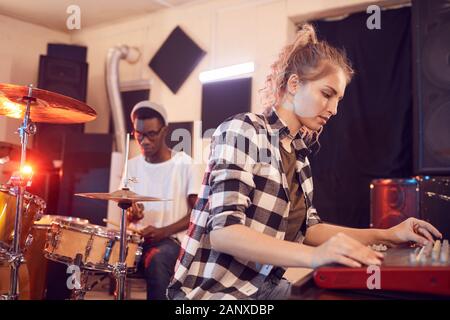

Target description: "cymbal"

left=75, top=189, right=171, bottom=203
left=0, top=83, right=96, bottom=124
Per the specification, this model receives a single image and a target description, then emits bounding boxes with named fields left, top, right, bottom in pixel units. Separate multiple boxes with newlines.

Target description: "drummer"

left=123, top=101, right=201, bottom=300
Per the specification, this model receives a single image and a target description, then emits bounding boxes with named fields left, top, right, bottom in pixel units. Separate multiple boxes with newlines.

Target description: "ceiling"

left=0, top=0, right=200, bottom=32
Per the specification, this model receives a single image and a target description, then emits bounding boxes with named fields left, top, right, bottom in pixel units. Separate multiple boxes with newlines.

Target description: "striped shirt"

left=167, top=107, right=322, bottom=300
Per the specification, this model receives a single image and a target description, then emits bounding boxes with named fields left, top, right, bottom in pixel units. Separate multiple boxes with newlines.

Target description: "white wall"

left=71, top=0, right=390, bottom=137
left=0, top=14, right=70, bottom=144
left=0, top=0, right=392, bottom=147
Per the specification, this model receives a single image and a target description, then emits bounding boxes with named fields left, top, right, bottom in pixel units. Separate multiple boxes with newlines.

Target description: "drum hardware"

left=0, top=252, right=29, bottom=300
left=24, top=201, right=32, bottom=214
left=0, top=248, right=26, bottom=300
left=1, top=250, right=26, bottom=268
left=76, top=272, right=110, bottom=300
left=2, top=85, right=36, bottom=300
left=110, top=198, right=132, bottom=301
left=46, top=227, right=60, bottom=250
left=0, top=83, right=97, bottom=299
left=135, top=246, right=143, bottom=267
left=103, top=239, right=115, bottom=264
left=24, top=234, right=33, bottom=248
left=101, top=237, right=133, bottom=267
left=66, top=253, right=108, bottom=301
left=84, top=236, right=94, bottom=262
left=69, top=253, right=86, bottom=300
left=70, top=270, right=110, bottom=301
left=75, top=134, right=170, bottom=300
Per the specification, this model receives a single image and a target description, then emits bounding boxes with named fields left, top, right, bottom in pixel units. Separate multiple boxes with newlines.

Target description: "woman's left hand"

left=387, top=217, right=442, bottom=246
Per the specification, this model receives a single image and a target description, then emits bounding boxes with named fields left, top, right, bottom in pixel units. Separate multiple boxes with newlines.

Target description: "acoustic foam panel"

left=108, top=88, right=150, bottom=134
left=201, top=77, right=252, bottom=136
left=166, top=122, right=194, bottom=157
left=149, top=26, right=206, bottom=94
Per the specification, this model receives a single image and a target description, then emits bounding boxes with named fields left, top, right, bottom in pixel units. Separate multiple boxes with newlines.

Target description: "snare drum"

left=45, top=220, right=142, bottom=272
left=0, top=185, right=46, bottom=249
left=25, top=215, right=89, bottom=300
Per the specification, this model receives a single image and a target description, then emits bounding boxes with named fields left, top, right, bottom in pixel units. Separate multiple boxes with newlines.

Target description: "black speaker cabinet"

left=412, top=0, right=450, bottom=174
left=35, top=54, right=88, bottom=160
left=38, top=55, right=88, bottom=101
left=419, top=176, right=450, bottom=239
left=47, top=43, right=87, bottom=62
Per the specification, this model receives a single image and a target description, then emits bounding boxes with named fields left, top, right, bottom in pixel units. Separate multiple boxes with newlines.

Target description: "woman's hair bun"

left=293, top=23, right=318, bottom=49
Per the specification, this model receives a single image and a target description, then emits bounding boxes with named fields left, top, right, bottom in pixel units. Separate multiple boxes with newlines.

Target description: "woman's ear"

left=287, top=74, right=300, bottom=95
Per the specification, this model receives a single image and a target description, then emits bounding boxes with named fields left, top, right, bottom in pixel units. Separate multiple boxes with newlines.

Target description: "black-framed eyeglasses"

left=132, top=127, right=164, bottom=141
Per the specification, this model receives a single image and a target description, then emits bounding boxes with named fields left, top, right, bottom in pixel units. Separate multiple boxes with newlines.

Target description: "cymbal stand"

left=112, top=133, right=131, bottom=300
left=1, top=85, right=36, bottom=300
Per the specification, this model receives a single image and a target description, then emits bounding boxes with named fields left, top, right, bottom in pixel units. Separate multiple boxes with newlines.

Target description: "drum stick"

left=103, top=218, right=141, bottom=234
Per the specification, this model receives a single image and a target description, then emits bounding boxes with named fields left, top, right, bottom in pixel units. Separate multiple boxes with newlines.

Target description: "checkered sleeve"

left=205, top=119, right=257, bottom=233
left=306, top=205, right=322, bottom=227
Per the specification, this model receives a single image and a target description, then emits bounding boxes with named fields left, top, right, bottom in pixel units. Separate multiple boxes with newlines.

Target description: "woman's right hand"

left=310, top=233, right=384, bottom=268
left=126, top=202, right=144, bottom=224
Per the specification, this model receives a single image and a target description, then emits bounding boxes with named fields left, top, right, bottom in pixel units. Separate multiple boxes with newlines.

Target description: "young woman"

left=167, top=24, right=441, bottom=300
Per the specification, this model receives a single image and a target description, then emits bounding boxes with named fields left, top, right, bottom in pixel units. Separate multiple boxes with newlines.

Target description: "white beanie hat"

left=130, top=100, right=168, bottom=125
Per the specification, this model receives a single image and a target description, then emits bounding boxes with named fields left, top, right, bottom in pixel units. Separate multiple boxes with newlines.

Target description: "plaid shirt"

left=167, top=108, right=322, bottom=300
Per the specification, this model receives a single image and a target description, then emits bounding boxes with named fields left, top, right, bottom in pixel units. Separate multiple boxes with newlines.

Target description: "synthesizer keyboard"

left=313, top=240, right=450, bottom=296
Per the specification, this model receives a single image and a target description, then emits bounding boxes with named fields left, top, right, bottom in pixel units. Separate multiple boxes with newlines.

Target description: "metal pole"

left=115, top=203, right=131, bottom=300
left=113, top=133, right=132, bottom=300
left=8, top=84, right=34, bottom=299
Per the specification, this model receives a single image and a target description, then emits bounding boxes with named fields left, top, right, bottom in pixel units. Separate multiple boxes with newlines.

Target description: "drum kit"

left=0, top=83, right=167, bottom=300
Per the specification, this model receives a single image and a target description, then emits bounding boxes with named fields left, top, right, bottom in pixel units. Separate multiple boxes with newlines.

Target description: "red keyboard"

left=313, top=240, right=450, bottom=297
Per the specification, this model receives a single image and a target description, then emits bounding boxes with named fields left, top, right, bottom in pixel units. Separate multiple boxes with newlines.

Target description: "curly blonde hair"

left=261, top=23, right=354, bottom=147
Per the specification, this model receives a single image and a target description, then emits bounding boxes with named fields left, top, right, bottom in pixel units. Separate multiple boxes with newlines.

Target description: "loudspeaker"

left=412, top=0, right=450, bottom=174
left=34, top=53, right=88, bottom=160
left=47, top=43, right=87, bottom=62
left=370, top=178, right=420, bottom=229
left=38, top=55, right=88, bottom=101
left=419, top=176, right=450, bottom=238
